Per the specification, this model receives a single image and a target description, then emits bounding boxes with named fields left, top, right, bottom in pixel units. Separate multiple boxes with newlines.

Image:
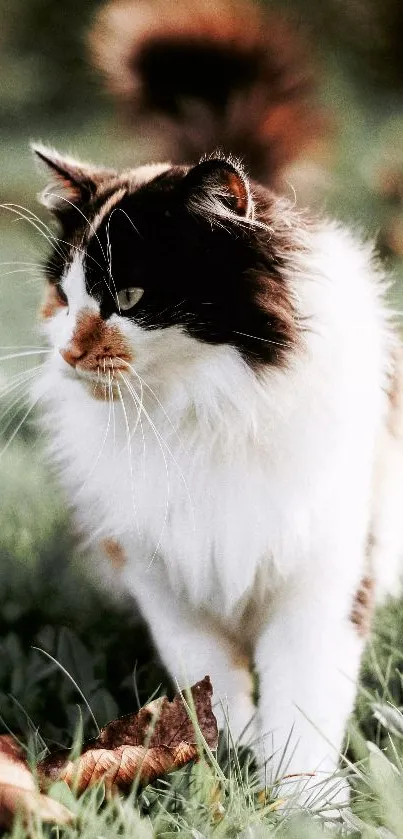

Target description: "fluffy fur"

left=31, top=0, right=403, bottom=809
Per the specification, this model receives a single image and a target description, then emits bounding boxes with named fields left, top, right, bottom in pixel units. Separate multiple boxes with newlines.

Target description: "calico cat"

left=32, top=0, right=403, bottom=808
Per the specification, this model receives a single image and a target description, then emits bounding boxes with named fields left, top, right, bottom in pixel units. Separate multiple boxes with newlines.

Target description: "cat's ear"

left=31, top=143, right=115, bottom=214
left=183, top=158, right=254, bottom=221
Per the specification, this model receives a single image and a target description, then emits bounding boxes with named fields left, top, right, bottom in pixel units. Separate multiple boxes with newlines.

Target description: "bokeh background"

left=1, top=0, right=403, bottom=756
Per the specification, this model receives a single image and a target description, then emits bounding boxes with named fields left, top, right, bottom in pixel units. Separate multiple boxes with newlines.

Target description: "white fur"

left=35, top=220, right=402, bottom=806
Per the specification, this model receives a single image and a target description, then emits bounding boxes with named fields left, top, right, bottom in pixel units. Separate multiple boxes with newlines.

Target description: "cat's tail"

left=89, top=0, right=325, bottom=185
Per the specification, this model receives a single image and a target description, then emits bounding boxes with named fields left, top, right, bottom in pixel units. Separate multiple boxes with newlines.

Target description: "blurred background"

left=0, top=0, right=403, bottom=753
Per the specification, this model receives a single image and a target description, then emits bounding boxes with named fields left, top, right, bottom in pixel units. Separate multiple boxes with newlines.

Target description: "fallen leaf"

left=39, top=676, right=218, bottom=794
left=0, top=734, right=74, bottom=829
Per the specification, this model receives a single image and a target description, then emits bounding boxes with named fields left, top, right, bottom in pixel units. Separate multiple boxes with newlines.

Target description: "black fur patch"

left=45, top=164, right=303, bottom=367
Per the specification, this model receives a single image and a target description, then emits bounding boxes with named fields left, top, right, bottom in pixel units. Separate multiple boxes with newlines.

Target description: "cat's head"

left=33, top=145, right=299, bottom=399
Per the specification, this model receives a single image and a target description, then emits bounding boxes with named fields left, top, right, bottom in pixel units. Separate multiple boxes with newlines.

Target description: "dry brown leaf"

left=39, top=676, right=217, bottom=795
left=0, top=735, right=74, bottom=829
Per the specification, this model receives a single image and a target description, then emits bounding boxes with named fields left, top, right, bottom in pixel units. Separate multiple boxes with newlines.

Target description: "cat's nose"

left=59, top=342, right=86, bottom=368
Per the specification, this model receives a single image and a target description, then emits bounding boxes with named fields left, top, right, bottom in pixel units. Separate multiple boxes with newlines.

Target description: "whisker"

left=130, top=365, right=186, bottom=453
left=0, top=388, right=41, bottom=434
left=0, top=345, right=49, bottom=350
left=76, top=369, right=114, bottom=498
left=0, top=203, right=57, bottom=240
left=34, top=220, right=104, bottom=271
left=129, top=368, right=146, bottom=478
left=40, top=233, right=100, bottom=274
left=9, top=211, right=62, bottom=246
left=112, top=361, right=143, bottom=446
left=152, top=299, right=187, bottom=320
left=232, top=330, right=293, bottom=348
left=0, top=261, right=44, bottom=268
left=111, top=366, right=117, bottom=456
left=24, top=276, right=44, bottom=287
left=0, top=204, right=66, bottom=260
left=0, top=349, right=51, bottom=362
left=105, top=205, right=144, bottom=307
left=119, top=372, right=170, bottom=564
left=284, top=179, right=298, bottom=210
left=40, top=232, right=106, bottom=274
left=86, top=279, right=108, bottom=297
left=105, top=212, right=120, bottom=310
left=65, top=241, right=105, bottom=273
left=118, top=361, right=194, bottom=527
left=0, top=268, right=43, bottom=279
left=0, top=263, right=45, bottom=285
left=0, top=372, right=33, bottom=399
left=0, top=390, right=42, bottom=457
left=115, top=380, right=140, bottom=537
left=121, top=369, right=143, bottom=444
left=91, top=365, right=101, bottom=401
left=0, top=391, right=36, bottom=437
left=47, top=193, right=108, bottom=265
left=115, top=207, right=143, bottom=240
left=0, top=365, right=43, bottom=401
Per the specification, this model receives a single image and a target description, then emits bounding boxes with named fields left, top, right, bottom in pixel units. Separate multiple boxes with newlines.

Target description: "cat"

left=31, top=0, right=403, bottom=808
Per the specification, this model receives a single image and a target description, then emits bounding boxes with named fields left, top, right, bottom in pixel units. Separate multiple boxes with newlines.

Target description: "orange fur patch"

left=60, top=309, right=132, bottom=372
left=350, top=575, right=374, bottom=638
left=102, top=538, right=127, bottom=570
left=227, top=171, right=249, bottom=215
left=91, top=187, right=127, bottom=234
left=40, top=283, right=67, bottom=319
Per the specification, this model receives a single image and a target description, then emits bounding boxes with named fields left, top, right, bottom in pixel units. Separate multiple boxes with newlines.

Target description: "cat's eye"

left=116, top=287, right=144, bottom=312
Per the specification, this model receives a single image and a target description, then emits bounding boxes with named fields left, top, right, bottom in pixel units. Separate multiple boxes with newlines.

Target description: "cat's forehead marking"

left=64, top=254, right=96, bottom=310
left=91, top=187, right=127, bottom=236
left=88, top=163, right=171, bottom=237
left=129, top=162, right=171, bottom=187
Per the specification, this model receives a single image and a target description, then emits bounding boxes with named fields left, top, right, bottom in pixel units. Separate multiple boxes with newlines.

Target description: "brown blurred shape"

left=89, top=0, right=327, bottom=186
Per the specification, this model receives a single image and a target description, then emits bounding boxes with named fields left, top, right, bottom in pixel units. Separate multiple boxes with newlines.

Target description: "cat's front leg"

left=254, top=568, right=367, bottom=809
left=131, top=568, right=257, bottom=745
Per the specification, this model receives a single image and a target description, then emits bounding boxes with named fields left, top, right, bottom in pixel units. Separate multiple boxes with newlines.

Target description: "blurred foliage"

left=0, top=0, right=104, bottom=128
left=280, top=0, right=403, bottom=96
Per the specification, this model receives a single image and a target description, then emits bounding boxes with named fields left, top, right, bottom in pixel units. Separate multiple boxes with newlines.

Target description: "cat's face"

left=34, top=145, right=298, bottom=399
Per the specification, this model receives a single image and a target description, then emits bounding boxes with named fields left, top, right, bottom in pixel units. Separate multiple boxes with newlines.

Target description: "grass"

left=6, top=692, right=403, bottom=837
left=3, top=765, right=347, bottom=839
left=1, top=83, right=403, bottom=834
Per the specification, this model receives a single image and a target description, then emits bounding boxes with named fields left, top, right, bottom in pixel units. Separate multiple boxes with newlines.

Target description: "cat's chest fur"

left=45, top=379, right=294, bottom=608
left=40, top=330, right=385, bottom=618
